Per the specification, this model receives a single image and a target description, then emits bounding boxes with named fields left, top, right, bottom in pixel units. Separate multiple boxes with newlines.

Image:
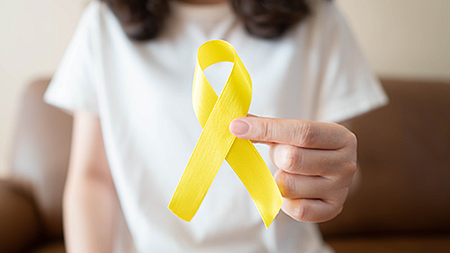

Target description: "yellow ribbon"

left=168, top=40, right=283, bottom=228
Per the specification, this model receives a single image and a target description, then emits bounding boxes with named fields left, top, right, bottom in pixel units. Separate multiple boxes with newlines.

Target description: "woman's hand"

left=229, top=116, right=357, bottom=223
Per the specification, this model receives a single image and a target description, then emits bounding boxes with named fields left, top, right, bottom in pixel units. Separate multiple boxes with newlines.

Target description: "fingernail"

left=230, top=120, right=250, bottom=136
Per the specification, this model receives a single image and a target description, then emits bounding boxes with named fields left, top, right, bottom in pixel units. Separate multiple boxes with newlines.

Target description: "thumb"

left=229, top=115, right=278, bottom=142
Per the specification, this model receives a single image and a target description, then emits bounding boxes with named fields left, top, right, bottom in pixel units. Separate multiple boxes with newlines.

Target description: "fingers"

left=282, top=198, right=344, bottom=223
left=274, top=170, right=349, bottom=200
left=229, top=115, right=356, bottom=223
left=276, top=166, right=348, bottom=222
left=230, top=116, right=355, bottom=149
left=269, top=144, right=356, bottom=177
left=275, top=171, right=328, bottom=199
left=275, top=169, right=349, bottom=222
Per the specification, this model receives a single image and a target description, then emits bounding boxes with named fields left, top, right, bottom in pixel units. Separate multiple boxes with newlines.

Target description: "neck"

left=178, top=0, right=227, bottom=4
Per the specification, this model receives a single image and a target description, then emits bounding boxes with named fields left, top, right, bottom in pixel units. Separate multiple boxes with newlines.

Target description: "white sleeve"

left=44, top=1, right=102, bottom=115
left=313, top=1, right=389, bottom=123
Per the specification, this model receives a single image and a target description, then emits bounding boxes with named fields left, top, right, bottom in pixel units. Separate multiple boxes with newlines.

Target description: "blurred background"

left=1, top=0, right=450, bottom=177
left=1, top=1, right=450, bottom=253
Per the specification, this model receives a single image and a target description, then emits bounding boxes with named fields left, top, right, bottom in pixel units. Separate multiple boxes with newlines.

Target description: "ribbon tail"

left=226, top=138, right=283, bottom=228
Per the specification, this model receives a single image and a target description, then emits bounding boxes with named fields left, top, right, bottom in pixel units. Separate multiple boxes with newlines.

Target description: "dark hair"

left=102, top=0, right=311, bottom=41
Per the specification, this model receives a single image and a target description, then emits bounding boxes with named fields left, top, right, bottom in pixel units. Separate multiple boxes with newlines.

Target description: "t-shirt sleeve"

left=43, top=1, right=101, bottom=115
left=313, top=1, right=389, bottom=123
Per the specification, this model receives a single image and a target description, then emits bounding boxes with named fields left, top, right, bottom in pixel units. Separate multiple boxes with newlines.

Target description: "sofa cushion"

left=326, top=234, right=450, bottom=253
left=31, top=240, right=65, bottom=253
left=9, top=79, right=72, bottom=239
left=320, top=79, right=450, bottom=237
left=0, top=180, right=40, bottom=253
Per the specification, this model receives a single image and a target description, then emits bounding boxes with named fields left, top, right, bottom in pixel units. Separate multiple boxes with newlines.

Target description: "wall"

left=1, top=0, right=450, bottom=176
left=336, top=0, right=450, bottom=81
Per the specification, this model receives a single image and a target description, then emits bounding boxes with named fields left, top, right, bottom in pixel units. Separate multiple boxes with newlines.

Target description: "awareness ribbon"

left=168, top=40, right=283, bottom=228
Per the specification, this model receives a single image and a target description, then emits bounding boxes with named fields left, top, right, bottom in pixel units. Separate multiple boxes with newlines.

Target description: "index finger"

left=229, top=116, right=353, bottom=150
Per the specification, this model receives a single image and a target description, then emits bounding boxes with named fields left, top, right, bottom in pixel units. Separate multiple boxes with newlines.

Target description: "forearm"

left=63, top=174, right=119, bottom=253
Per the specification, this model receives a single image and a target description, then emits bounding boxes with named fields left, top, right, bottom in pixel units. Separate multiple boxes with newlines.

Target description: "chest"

left=103, top=40, right=316, bottom=121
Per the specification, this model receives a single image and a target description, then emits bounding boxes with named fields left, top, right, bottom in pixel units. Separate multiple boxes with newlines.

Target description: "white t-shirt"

left=44, top=1, right=388, bottom=252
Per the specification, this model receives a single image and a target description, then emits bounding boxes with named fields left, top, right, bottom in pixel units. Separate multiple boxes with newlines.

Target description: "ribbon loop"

left=169, top=40, right=283, bottom=228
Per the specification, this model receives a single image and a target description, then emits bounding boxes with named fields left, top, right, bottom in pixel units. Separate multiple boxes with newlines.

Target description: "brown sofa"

left=1, top=79, right=449, bottom=253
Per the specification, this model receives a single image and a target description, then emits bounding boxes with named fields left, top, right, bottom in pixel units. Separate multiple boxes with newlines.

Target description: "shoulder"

left=76, top=1, right=122, bottom=35
left=73, top=1, right=129, bottom=51
left=78, top=1, right=103, bottom=26
left=288, top=0, right=356, bottom=55
left=80, top=1, right=113, bottom=21
left=308, top=0, right=346, bottom=25
left=300, top=0, right=350, bottom=36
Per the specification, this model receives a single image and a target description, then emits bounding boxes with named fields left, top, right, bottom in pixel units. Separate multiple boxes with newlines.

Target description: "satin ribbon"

left=168, top=40, right=283, bottom=228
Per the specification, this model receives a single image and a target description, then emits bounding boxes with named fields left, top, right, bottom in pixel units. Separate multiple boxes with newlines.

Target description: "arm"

left=63, top=111, right=119, bottom=252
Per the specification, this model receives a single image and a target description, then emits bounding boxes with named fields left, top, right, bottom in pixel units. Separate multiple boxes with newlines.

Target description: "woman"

left=44, top=0, right=388, bottom=252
